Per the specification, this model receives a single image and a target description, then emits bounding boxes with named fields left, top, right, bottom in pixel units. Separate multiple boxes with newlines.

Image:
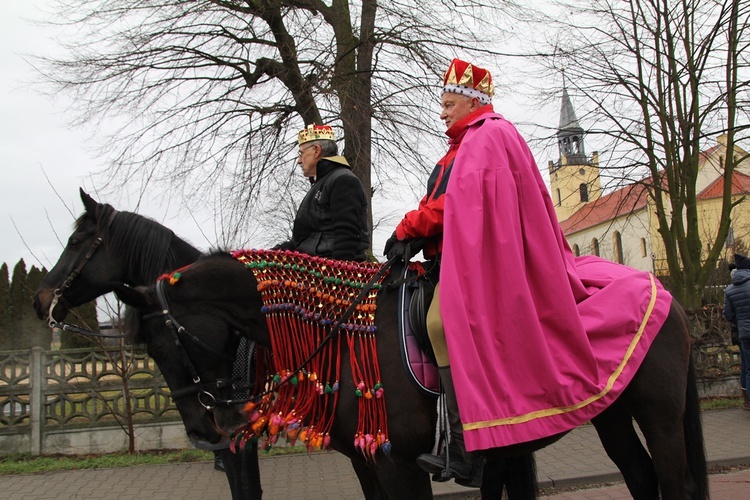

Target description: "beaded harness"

left=231, top=249, right=391, bottom=459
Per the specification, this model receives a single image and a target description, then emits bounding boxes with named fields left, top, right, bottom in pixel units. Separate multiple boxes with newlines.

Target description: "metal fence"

left=0, top=346, right=180, bottom=454
left=687, top=304, right=741, bottom=384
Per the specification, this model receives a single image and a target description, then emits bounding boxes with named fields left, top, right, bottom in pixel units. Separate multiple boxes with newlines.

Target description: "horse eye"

left=68, top=238, right=81, bottom=247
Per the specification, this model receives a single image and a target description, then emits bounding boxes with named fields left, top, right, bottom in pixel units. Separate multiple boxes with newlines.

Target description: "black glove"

left=387, top=240, right=411, bottom=261
left=383, top=233, right=399, bottom=257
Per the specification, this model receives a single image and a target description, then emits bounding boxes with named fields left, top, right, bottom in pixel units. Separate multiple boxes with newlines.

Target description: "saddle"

left=394, top=261, right=440, bottom=397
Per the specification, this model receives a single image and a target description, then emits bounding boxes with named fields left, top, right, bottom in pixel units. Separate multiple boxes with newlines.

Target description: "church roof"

left=558, top=87, right=583, bottom=133
left=559, top=140, right=738, bottom=236
left=559, top=182, right=650, bottom=234
left=698, top=171, right=750, bottom=199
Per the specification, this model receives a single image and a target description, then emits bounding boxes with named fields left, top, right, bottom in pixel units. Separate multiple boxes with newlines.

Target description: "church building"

left=549, top=87, right=750, bottom=273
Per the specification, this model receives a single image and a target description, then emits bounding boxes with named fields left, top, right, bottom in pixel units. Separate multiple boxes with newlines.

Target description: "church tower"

left=548, top=86, right=601, bottom=222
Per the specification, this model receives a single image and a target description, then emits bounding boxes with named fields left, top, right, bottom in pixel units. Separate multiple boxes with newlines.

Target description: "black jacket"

left=725, top=269, right=750, bottom=340
left=285, top=157, right=369, bottom=261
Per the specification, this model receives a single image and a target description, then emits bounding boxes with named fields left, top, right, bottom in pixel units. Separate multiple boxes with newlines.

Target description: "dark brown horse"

left=32, top=189, right=261, bottom=499
left=117, top=251, right=709, bottom=500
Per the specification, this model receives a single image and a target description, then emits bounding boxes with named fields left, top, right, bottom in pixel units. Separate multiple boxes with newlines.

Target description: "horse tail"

left=684, top=355, right=710, bottom=499
left=481, top=453, right=539, bottom=499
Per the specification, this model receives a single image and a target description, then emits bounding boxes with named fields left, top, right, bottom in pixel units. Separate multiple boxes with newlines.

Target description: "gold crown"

left=443, top=58, right=494, bottom=98
left=298, top=124, right=336, bottom=145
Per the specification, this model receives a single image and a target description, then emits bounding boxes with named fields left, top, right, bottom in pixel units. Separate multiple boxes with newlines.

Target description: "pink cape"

left=440, top=113, right=672, bottom=451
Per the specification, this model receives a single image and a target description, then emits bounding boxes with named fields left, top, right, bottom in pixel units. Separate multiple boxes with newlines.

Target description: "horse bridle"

left=148, top=279, right=246, bottom=410
left=48, top=208, right=122, bottom=334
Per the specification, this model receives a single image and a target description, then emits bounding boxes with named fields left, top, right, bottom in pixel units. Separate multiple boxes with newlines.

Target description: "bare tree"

left=516, top=0, right=750, bottom=307
left=38, top=0, right=522, bottom=247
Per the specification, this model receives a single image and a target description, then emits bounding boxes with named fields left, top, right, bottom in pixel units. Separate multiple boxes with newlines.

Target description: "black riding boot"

left=416, top=366, right=483, bottom=488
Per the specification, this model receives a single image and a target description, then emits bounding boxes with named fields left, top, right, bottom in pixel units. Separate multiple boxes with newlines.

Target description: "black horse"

left=33, top=190, right=537, bottom=499
left=32, top=189, right=262, bottom=499
left=117, top=251, right=709, bottom=500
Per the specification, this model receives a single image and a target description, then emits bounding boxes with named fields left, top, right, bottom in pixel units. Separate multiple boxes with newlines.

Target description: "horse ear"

left=79, top=188, right=99, bottom=214
left=114, top=284, right=155, bottom=309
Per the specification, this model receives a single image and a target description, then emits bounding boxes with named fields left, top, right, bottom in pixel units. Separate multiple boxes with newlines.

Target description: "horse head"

left=33, top=188, right=200, bottom=323
left=33, top=189, right=122, bottom=322
left=115, top=253, right=269, bottom=447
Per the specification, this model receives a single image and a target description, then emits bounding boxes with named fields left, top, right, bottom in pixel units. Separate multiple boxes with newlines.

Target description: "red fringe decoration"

left=230, top=249, right=391, bottom=459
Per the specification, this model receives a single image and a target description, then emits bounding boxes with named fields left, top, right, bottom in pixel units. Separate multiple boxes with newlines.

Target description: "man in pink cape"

left=386, top=58, right=673, bottom=485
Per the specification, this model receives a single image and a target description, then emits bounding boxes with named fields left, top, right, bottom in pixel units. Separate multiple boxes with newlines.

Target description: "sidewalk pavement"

left=4, top=408, right=750, bottom=499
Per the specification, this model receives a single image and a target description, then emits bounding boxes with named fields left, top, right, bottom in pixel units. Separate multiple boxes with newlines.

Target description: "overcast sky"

left=0, top=1, right=251, bottom=271
left=1, top=1, right=558, bottom=273
left=1, top=1, right=87, bottom=270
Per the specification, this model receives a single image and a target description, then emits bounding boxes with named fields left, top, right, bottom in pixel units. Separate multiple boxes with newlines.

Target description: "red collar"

left=446, top=104, right=495, bottom=144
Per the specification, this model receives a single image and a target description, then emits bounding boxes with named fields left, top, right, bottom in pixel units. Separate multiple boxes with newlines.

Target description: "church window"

left=561, top=137, right=571, bottom=155
left=579, top=183, right=588, bottom=202
left=591, top=238, right=600, bottom=256
left=572, top=244, right=580, bottom=256
left=726, top=227, right=735, bottom=248
left=613, top=231, right=624, bottom=264
left=640, top=238, right=647, bottom=258
left=556, top=188, right=561, bottom=206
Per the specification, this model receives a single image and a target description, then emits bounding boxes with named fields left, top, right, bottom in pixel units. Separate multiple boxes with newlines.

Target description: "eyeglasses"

left=298, top=145, right=316, bottom=157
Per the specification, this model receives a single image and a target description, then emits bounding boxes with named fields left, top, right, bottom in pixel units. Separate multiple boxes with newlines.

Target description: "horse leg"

left=219, top=442, right=263, bottom=500
left=350, top=458, right=388, bottom=500
left=349, top=455, right=433, bottom=500
left=592, top=401, right=658, bottom=499
left=631, top=406, right=687, bottom=500
left=631, top=364, right=707, bottom=500
left=480, top=459, right=507, bottom=499
left=481, top=455, right=538, bottom=500
left=627, top=303, right=708, bottom=500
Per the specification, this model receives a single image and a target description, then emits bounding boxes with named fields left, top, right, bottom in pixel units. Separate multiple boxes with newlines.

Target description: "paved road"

left=4, top=408, right=750, bottom=499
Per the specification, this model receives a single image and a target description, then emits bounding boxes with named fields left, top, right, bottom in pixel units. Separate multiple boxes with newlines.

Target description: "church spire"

left=548, top=75, right=601, bottom=223
left=558, top=86, right=583, bottom=133
left=555, top=81, right=588, bottom=165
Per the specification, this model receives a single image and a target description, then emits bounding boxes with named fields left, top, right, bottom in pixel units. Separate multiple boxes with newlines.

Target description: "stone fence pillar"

left=29, top=346, right=43, bottom=454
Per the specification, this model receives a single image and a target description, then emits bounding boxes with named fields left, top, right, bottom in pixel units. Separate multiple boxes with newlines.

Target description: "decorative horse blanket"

left=231, top=249, right=391, bottom=458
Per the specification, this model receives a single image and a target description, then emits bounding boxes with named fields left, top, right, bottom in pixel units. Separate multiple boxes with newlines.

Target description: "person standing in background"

left=724, top=256, right=750, bottom=410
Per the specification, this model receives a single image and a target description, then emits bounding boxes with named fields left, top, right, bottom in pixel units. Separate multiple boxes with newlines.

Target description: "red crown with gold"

left=298, top=124, right=336, bottom=145
left=443, top=58, right=494, bottom=102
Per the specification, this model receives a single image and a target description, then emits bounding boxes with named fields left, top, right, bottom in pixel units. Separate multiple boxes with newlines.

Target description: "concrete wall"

left=0, top=421, right=192, bottom=455
left=696, top=376, right=742, bottom=400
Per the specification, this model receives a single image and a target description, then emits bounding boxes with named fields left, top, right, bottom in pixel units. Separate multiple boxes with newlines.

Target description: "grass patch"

left=0, top=449, right=214, bottom=475
left=0, top=444, right=314, bottom=475
left=700, top=396, right=743, bottom=411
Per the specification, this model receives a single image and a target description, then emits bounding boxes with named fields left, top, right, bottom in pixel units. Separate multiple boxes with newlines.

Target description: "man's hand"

left=383, top=233, right=411, bottom=260
left=387, top=240, right=411, bottom=261
left=383, top=233, right=399, bottom=257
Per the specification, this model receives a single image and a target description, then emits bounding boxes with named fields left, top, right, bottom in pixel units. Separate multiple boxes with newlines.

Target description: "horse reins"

left=152, top=254, right=400, bottom=410
left=48, top=209, right=127, bottom=338
left=149, top=279, right=252, bottom=409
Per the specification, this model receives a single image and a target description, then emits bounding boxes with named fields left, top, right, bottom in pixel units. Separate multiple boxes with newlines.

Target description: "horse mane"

left=111, top=211, right=183, bottom=282
left=125, top=250, right=233, bottom=345
left=86, top=204, right=199, bottom=284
